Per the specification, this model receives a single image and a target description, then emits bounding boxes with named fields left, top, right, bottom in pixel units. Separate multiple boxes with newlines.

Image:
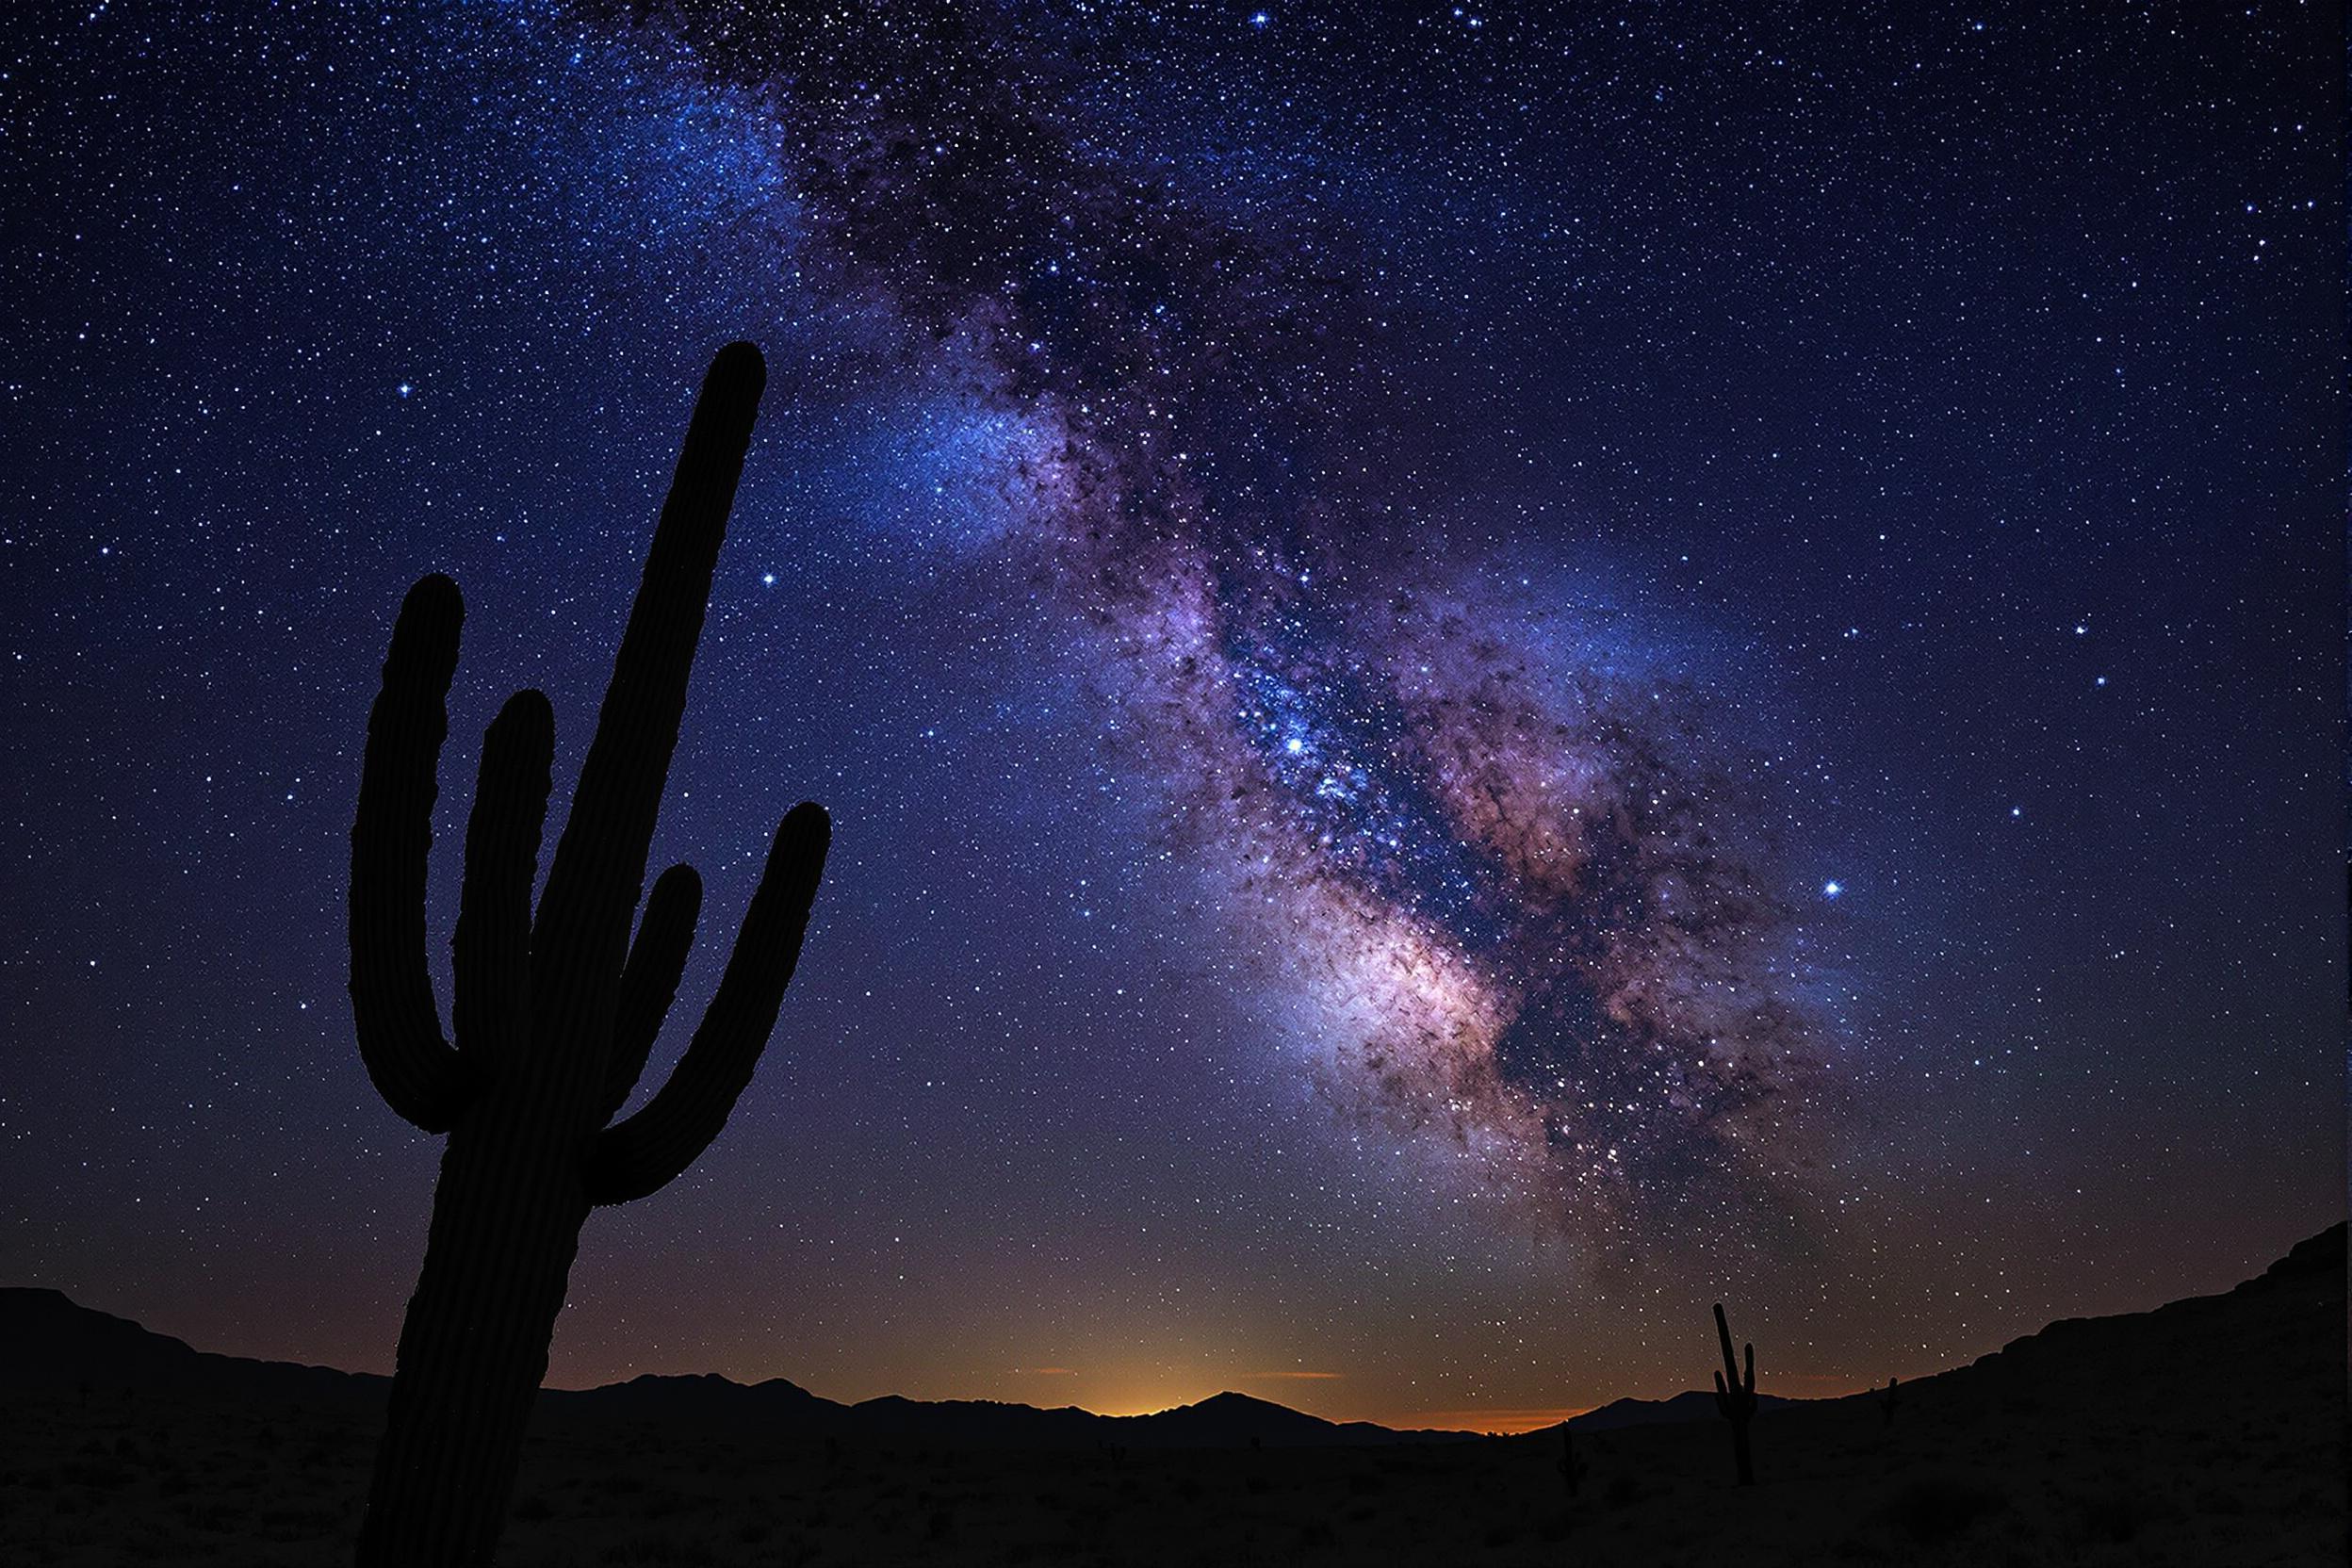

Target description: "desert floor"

left=5, top=1359, right=2343, bottom=1568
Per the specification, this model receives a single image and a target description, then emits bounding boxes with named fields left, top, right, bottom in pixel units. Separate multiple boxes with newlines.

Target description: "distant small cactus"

left=1710, top=1301, right=1758, bottom=1487
left=1557, top=1425, right=1588, bottom=1498
left=1881, top=1375, right=1901, bottom=1429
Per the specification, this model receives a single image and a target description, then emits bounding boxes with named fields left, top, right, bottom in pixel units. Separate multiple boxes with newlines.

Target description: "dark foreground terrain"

left=4, top=1224, right=2343, bottom=1566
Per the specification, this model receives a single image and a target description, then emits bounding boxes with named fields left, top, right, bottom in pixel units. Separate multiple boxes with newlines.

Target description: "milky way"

left=564, top=0, right=1830, bottom=1247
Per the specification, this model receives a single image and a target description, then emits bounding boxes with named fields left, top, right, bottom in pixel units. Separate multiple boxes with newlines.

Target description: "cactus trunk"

left=358, top=1119, right=591, bottom=1566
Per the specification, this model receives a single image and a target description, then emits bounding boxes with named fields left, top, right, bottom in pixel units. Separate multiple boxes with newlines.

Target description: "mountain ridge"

left=6, top=1220, right=2339, bottom=1449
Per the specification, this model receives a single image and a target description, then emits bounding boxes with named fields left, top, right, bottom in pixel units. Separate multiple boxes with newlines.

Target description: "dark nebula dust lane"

left=1, top=0, right=2338, bottom=1421
left=563, top=0, right=1836, bottom=1248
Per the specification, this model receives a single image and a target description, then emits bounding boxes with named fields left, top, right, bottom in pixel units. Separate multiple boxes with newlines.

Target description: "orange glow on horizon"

left=1393, top=1407, right=1591, bottom=1435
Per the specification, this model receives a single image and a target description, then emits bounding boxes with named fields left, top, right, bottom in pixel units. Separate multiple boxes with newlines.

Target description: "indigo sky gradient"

left=2, top=0, right=2341, bottom=1429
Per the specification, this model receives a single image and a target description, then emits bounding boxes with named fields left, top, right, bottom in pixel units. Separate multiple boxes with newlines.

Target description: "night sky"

left=2, top=0, right=2341, bottom=1432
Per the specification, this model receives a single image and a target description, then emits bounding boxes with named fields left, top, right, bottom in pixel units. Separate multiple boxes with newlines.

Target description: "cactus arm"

left=600, top=862, right=704, bottom=1122
left=1708, top=1302, right=1759, bottom=1485
left=583, top=802, right=829, bottom=1204
left=349, top=574, right=470, bottom=1132
left=451, top=691, right=554, bottom=1060
left=531, top=343, right=766, bottom=1008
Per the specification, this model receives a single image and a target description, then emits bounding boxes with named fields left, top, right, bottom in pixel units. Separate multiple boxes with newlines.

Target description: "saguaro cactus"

left=1557, top=1423, right=1588, bottom=1499
left=1710, top=1301, right=1757, bottom=1487
left=348, top=343, right=830, bottom=1566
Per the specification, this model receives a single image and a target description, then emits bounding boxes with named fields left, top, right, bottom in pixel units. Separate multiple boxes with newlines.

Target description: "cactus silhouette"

left=1557, top=1423, right=1588, bottom=1499
left=1881, top=1374, right=1901, bottom=1429
left=1710, top=1301, right=1757, bottom=1486
left=348, top=343, right=830, bottom=1567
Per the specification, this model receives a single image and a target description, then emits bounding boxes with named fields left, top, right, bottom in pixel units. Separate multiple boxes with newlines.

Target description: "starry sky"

left=1, top=0, right=2341, bottom=1431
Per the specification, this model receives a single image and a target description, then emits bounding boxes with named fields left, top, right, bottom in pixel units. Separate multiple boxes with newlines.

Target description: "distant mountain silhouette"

left=10, top=1221, right=2339, bottom=1454
left=0, top=1287, right=379, bottom=1408
left=0, top=1290, right=1472, bottom=1447
left=557, top=1377, right=1475, bottom=1447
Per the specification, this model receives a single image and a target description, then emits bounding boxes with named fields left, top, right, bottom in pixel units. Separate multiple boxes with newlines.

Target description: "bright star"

left=1822, top=881, right=1842, bottom=899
